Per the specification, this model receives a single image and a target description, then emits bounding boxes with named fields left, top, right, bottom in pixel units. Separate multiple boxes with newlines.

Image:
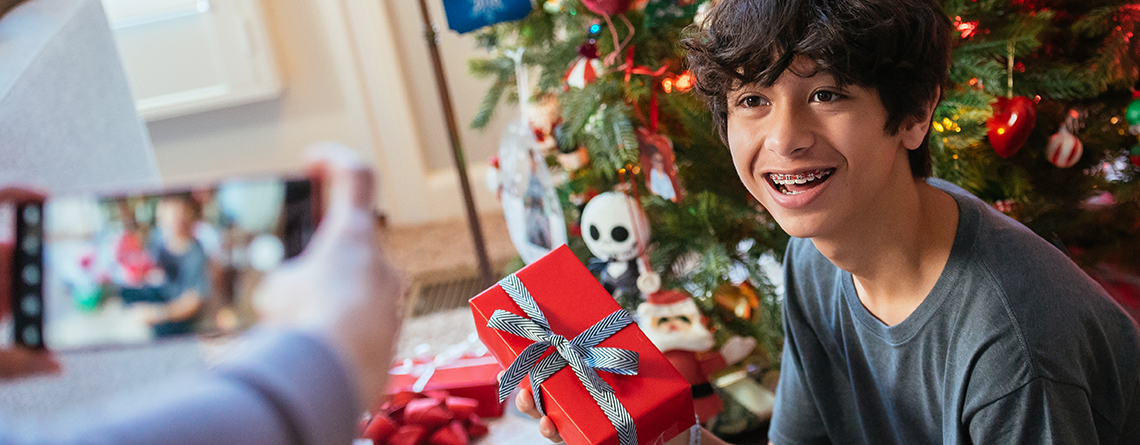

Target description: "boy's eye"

left=738, top=95, right=766, bottom=108
left=812, top=90, right=842, bottom=102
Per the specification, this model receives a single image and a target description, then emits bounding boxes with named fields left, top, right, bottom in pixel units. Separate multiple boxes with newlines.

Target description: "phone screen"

left=30, top=178, right=317, bottom=350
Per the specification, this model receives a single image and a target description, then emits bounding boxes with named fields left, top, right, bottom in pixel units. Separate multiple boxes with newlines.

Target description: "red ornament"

left=1045, top=129, right=1083, bottom=168
left=580, top=0, right=631, bottom=15
left=987, top=96, right=1037, bottom=158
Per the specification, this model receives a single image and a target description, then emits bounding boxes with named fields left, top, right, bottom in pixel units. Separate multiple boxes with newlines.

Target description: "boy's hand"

left=515, top=384, right=565, bottom=443
left=512, top=380, right=707, bottom=445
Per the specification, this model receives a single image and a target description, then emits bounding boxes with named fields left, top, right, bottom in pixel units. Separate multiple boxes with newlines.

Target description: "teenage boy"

left=517, top=0, right=1140, bottom=443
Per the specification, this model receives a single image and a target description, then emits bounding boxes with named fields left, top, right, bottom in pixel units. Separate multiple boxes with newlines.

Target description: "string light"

left=675, top=71, right=694, bottom=92
left=952, top=16, right=978, bottom=39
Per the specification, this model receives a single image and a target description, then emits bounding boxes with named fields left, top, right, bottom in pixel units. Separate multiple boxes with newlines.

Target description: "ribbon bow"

left=488, top=274, right=640, bottom=445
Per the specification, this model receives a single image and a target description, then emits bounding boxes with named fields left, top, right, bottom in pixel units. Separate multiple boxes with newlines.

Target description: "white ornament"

left=499, top=120, right=568, bottom=264
left=580, top=191, right=649, bottom=263
left=565, top=57, right=602, bottom=89
left=1046, top=128, right=1083, bottom=168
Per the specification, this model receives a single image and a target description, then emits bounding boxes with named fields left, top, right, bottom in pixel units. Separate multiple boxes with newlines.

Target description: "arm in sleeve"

left=0, top=329, right=361, bottom=445
left=968, top=377, right=1106, bottom=444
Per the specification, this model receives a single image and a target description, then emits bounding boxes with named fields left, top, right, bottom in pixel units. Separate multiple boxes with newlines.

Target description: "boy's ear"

left=901, top=88, right=941, bottom=150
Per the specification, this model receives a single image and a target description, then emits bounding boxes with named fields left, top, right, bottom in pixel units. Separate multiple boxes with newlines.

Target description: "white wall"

left=143, top=0, right=509, bottom=226
left=384, top=0, right=510, bottom=172
left=146, top=0, right=368, bottom=184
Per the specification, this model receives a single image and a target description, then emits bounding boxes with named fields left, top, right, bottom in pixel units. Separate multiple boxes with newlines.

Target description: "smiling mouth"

left=768, top=169, right=835, bottom=195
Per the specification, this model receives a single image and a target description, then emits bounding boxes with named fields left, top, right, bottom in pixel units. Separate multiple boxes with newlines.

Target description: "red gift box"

left=469, top=246, right=695, bottom=445
left=387, top=354, right=506, bottom=418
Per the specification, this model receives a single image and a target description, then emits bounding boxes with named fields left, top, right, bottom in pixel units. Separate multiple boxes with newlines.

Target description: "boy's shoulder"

left=935, top=180, right=1140, bottom=386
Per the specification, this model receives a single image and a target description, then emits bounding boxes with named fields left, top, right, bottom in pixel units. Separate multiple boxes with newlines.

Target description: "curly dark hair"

left=682, top=0, right=952, bottom=178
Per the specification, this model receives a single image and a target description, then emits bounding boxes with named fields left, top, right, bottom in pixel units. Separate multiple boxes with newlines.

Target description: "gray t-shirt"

left=769, top=180, right=1140, bottom=444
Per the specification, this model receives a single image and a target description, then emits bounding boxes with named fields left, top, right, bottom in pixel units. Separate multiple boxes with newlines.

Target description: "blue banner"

left=442, top=0, right=534, bottom=34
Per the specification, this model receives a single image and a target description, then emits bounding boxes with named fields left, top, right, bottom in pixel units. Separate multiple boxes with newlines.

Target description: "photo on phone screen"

left=32, top=178, right=316, bottom=350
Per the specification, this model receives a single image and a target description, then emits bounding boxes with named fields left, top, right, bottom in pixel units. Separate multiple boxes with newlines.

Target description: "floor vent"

left=410, top=275, right=488, bottom=316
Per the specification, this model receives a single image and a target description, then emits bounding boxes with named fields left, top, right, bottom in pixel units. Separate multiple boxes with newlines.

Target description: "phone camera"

left=21, top=205, right=40, bottom=226
left=22, top=234, right=40, bottom=255
left=22, top=264, right=40, bottom=285
left=21, top=325, right=39, bottom=346
left=21, top=294, right=40, bottom=316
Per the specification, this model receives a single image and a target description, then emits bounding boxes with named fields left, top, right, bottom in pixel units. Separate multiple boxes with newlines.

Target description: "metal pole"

left=416, top=0, right=495, bottom=288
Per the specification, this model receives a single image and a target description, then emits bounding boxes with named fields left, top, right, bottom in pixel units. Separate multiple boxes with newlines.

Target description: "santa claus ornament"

left=581, top=191, right=649, bottom=306
left=637, top=289, right=756, bottom=424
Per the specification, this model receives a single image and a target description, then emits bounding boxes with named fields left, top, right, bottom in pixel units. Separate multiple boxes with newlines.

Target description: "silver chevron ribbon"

left=488, top=273, right=640, bottom=445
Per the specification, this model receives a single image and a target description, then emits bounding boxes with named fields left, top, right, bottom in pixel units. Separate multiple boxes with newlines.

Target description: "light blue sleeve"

left=0, top=329, right=361, bottom=445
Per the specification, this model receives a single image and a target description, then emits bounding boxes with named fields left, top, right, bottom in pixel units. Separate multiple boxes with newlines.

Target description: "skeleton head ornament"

left=580, top=191, right=649, bottom=262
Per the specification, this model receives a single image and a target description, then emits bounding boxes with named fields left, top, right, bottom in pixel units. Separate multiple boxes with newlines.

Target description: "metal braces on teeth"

left=770, top=170, right=831, bottom=185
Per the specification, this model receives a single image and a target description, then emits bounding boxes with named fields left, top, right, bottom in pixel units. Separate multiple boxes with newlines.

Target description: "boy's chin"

left=766, top=212, right=829, bottom=240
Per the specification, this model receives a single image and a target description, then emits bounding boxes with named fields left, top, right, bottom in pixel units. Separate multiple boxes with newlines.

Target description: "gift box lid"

left=469, top=245, right=695, bottom=445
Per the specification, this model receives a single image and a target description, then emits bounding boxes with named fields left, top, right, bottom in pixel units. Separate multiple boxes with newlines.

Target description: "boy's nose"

left=765, top=104, right=814, bottom=158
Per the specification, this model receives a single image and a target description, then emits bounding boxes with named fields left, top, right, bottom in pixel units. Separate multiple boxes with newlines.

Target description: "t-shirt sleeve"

left=968, top=377, right=1100, bottom=444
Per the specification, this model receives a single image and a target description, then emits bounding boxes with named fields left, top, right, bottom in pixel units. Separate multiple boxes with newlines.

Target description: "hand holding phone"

left=252, top=143, right=407, bottom=410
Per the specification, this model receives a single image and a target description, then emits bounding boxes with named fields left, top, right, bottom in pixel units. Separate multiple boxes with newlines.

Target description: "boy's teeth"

left=770, top=169, right=831, bottom=185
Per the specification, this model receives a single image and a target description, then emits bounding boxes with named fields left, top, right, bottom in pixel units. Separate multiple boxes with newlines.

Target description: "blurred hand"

left=253, top=143, right=407, bottom=409
left=719, top=336, right=757, bottom=365
left=0, top=187, right=61, bottom=381
left=128, top=302, right=166, bottom=326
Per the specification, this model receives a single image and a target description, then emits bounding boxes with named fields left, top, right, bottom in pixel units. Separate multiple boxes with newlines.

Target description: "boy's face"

left=725, top=58, right=926, bottom=239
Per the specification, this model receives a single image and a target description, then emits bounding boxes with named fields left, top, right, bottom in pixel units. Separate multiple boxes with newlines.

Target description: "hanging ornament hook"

left=506, top=47, right=530, bottom=126
left=1007, top=39, right=1015, bottom=99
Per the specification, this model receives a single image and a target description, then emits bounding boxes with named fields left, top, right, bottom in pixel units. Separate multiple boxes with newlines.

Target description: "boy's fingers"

left=516, top=386, right=541, bottom=418
left=538, top=416, right=564, bottom=443
left=509, top=375, right=563, bottom=443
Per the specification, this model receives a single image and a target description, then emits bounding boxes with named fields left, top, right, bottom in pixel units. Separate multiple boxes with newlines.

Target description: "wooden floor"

left=379, top=212, right=517, bottom=284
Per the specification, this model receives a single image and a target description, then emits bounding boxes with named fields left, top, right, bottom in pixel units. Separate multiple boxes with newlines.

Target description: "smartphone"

left=2, top=177, right=319, bottom=351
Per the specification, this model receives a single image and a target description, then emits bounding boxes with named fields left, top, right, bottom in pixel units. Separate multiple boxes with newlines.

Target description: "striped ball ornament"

left=1046, top=129, right=1083, bottom=168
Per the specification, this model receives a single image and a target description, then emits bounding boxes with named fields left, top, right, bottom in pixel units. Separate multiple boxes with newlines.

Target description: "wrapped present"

left=469, top=245, right=696, bottom=445
left=361, top=391, right=489, bottom=445
left=387, top=340, right=506, bottom=418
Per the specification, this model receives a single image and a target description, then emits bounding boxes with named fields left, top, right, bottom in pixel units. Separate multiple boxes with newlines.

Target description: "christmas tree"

left=933, top=0, right=1140, bottom=279
left=470, top=0, right=790, bottom=378
left=465, top=0, right=1140, bottom=430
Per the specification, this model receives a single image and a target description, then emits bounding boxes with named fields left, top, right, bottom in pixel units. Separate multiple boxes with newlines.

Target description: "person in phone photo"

left=118, top=194, right=209, bottom=338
